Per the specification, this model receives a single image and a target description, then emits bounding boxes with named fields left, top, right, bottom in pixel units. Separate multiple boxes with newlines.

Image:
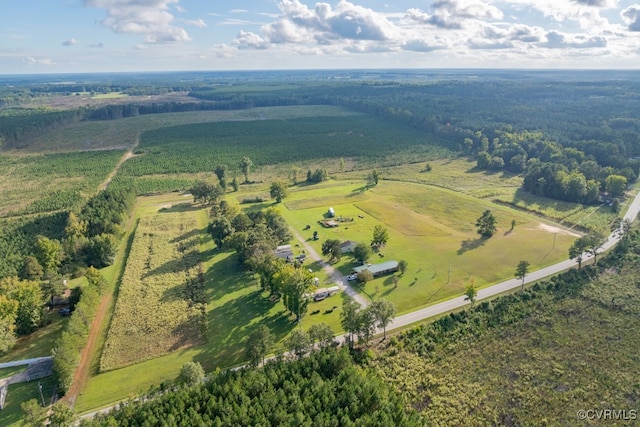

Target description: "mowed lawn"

left=278, top=180, right=578, bottom=313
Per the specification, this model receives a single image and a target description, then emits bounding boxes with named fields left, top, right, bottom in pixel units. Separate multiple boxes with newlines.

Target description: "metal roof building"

left=352, top=260, right=399, bottom=277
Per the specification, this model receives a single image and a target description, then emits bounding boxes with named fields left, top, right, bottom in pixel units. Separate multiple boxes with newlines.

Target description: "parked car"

left=347, top=274, right=357, bottom=281
left=59, top=308, right=71, bottom=316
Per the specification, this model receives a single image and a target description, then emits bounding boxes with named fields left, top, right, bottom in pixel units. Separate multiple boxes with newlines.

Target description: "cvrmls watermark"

left=577, top=409, right=637, bottom=421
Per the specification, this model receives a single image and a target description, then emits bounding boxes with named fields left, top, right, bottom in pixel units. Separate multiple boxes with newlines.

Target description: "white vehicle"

left=347, top=274, right=357, bottom=281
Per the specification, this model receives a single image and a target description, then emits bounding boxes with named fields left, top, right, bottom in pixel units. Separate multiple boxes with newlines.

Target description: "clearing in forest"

left=99, top=210, right=205, bottom=371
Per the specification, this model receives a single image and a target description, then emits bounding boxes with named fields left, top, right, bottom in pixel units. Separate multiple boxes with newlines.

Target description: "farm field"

left=117, top=111, right=452, bottom=179
left=16, top=106, right=366, bottom=154
left=99, top=210, right=206, bottom=371
left=277, top=179, right=579, bottom=313
left=0, top=150, right=123, bottom=216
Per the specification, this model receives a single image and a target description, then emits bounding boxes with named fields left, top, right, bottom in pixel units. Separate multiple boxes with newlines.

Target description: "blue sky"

left=2, top=0, right=640, bottom=74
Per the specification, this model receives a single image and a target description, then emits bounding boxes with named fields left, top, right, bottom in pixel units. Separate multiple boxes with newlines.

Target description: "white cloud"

left=183, top=18, right=207, bottom=28
left=230, top=9, right=249, bottom=14
left=407, top=0, right=503, bottom=30
left=62, top=38, right=80, bottom=46
left=541, top=30, right=607, bottom=48
left=89, top=42, right=105, bottom=48
left=234, top=31, right=270, bottom=49
left=84, top=0, right=191, bottom=44
left=499, top=0, right=617, bottom=29
left=24, top=56, right=54, bottom=66
left=621, top=5, right=640, bottom=31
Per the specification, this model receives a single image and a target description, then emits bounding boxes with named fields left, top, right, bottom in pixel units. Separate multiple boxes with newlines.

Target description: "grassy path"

left=98, top=132, right=140, bottom=192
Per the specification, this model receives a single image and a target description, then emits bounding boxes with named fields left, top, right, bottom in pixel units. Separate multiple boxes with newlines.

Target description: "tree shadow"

left=457, top=237, right=488, bottom=255
left=192, top=291, right=293, bottom=371
left=144, top=250, right=200, bottom=279
left=158, top=203, right=202, bottom=214
left=348, top=185, right=368, bottom=195
left=204, top=254, right=254, bottom=301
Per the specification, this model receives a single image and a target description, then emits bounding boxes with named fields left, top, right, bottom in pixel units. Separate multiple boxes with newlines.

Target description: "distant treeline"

left=3, top=78, right=640, bottom=204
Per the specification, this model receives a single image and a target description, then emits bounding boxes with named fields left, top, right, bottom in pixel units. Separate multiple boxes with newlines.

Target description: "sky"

left=2, top=0, right=640, bottom=74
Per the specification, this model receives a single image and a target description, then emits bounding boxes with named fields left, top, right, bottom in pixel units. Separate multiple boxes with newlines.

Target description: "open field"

left=337, top=157, right=617, bottom=235
left=99, top=210, right=205, bottom=371
left=278, top=180, right=578, bottom=314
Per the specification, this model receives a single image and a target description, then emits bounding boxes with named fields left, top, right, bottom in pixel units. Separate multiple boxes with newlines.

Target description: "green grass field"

left=278, top=179, right=578, bottom=313
left=76, top=172, right=585, bottom=412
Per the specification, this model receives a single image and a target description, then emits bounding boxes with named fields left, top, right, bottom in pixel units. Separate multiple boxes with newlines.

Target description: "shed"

left=274, top=244, right=294, bottom=261
left=352, top=260, right=399, bottom=277
left=328, top=207, right=336, bottom=218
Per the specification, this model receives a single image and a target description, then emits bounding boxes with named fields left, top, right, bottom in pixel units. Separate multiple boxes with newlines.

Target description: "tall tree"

left=0, top=277, right=45, bottom=335
left=397, top=260, right=408, bottom=276
left=321, top=239, right=342, bottom=263
left=569, top=237, right=589, bottom=269
left=514, top=260, right=530, bottom=290
left=0, top=294, right=18, bottom=354
left=64, top=212, right=87, bottom=241
left=190, top=181, right=224, bottom=205
left=245, top=325, right=273, bottom=367
left=605, top=174, right=627, bottom=198
left=464, top=278, right=477, bottom=307
left=584, top=232, right=605, bottom=266
left=370, top=299, right=396, bottom=340
left=48, top=402, right=77, bottom=427
left=20, top=256, right=44, bottom=281
left=214, top=164, right=228, bottom=189
left=285, top=329, right=312, bottom=359
left=34, top=236, right=64, bottom=274
left=308, top=323, right=334, bottom=350
left=178, top=361, right=205, bottom=386
left=341, top=297, right=361, bottom=348
left=20, top=399, right=46, bottom=427
left=269, top=181, right=288, bottom=203
left=352, top=242, right=372, bottom=264
left=240, top=156, right=254, bottom=183
left=367, top=169, right=380, bottom=187
left=208, top=216, right=235, bottom=248
left=371, top=225, right=389, bottom=247
left=85, top=266, right=108, bottom=293
left=476, top=210, right=497, bottom=238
